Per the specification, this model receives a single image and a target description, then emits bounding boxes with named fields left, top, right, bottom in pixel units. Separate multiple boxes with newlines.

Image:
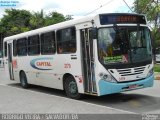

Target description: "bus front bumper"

left=98, top=74, right=154, bottom=96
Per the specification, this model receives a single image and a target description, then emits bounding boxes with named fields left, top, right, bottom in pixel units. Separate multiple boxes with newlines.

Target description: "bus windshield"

left=98, top=26, right=152, bottom=68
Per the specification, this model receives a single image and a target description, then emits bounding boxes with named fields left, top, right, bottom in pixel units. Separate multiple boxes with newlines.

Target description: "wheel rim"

left=69, top=81, right=77, bottom=94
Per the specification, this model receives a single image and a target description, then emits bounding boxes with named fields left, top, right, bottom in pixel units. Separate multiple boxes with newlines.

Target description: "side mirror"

left=91, top=27, right=97, bottom=39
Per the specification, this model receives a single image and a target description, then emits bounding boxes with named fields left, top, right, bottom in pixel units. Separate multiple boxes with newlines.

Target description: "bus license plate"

left=128, top=84, right=138, bottom=89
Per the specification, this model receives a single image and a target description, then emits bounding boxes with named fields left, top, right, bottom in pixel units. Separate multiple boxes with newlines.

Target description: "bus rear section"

left=0, top=59, right=3, bottom=68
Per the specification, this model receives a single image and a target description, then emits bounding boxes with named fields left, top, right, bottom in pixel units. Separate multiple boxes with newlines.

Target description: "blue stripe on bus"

left=98, top=74, right=154, bottom=96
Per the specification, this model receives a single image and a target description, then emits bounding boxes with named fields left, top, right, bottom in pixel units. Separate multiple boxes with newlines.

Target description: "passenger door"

left=80, top=28, right=97, bottom=94
left=8, top=43, right=14, bottom=80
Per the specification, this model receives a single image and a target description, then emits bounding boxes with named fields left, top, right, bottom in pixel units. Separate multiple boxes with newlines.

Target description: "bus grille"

left=117, top=66, right=146, bottom=76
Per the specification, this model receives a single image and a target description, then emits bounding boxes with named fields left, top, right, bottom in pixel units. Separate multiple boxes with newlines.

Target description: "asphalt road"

left=0, top=67, right=160, bottom=114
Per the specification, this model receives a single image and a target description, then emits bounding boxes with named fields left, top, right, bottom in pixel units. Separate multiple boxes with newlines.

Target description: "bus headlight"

left=147, top=69, right=153, bottom=78
left=99, top=73, right=117, bottom=83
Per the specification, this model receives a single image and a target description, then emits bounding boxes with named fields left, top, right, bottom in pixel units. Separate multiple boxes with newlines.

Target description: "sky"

left=0, top=0, right=135, bottom=19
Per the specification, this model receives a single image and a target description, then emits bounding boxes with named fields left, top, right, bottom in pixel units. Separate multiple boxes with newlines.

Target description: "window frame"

left=17, top=38, right=27, bottom=56
left=56, top=26, right=77, bottom=54
left=28, top=34, right=40, bottom=56
left=13, top=40, right=17, bottom=57
left=41, top=31, right=56, bottom=55
left=4, top=42, right=7, bottom=57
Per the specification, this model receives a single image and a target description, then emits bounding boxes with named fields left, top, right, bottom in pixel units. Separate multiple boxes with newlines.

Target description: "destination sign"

left=100, top=14, right=146, bottom=25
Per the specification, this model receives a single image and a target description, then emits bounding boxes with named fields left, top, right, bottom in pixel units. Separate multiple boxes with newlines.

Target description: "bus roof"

left=3, top=15, right=93, bottom=41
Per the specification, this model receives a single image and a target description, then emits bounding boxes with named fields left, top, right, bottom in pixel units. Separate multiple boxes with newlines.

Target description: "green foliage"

left=0, top=9, right=73, bottom=37
left=65, top=15, right=73, bottom=21
left=133, top=0, right=160, bottom=48
left=152, top=28, right=160, bottom=48
left=154, top=64, right=160, bottom=72
left=133, top=0, right=160, bottom=22
left=0, top=9, right=32, bottom=36
left=44, top=12, right=66, bottom=26
left=29, top=10, right=45, bottom=29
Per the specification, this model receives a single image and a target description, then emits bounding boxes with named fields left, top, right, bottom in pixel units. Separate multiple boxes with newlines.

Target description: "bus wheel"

left=20, top=72, right=29, bottom=88
left=64, top=76, right=82, bottom=99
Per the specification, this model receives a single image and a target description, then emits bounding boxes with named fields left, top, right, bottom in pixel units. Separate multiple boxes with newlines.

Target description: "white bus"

left=3, top=13, right=154, bottom=99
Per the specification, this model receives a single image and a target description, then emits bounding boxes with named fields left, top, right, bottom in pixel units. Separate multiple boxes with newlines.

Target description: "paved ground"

left=0, top=67, right=160, bottom=114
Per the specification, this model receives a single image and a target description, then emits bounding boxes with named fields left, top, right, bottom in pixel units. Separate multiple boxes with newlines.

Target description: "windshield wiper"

left=113, top=24, right=120, bottom=33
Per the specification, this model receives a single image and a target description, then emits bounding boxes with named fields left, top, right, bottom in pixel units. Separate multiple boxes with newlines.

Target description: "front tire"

left=20, top=71, right=29, bottom=88
left=64, top=76, right=82, bottom=99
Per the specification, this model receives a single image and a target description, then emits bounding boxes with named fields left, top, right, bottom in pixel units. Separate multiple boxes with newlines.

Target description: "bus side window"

left=28, top=35, right=40, bottom=55
left=13, top=40, right=17, bottom=56
left=57, top=27, right=76, bottom=54
left=41, top=31, right=55, bottom=54
left=17, top=38, right=27, bottom=56
left=4, top=42, right=7, bottom=57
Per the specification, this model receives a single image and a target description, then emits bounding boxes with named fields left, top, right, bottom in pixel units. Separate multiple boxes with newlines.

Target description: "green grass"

left=154, top=64, right=160, bottom=72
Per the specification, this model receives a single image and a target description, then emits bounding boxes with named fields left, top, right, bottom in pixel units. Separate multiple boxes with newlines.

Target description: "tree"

left=29, top=10, right=45, bottom=29
left=0, top=9, right=32, bottom=36
left=133, top=0, right=160, bottom=47
left=152, top=27, right=160, bottom=47
left=0, top=9, right=73, bottom=36
left=0, top=9, right=73, bottom=55
left=65, top=15, right=73, bottom=21
left=44, top=11, right=66, bottom=26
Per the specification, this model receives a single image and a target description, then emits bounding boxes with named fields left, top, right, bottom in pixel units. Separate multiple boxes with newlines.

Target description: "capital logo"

left=30, top=57, right=53, bottom=70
